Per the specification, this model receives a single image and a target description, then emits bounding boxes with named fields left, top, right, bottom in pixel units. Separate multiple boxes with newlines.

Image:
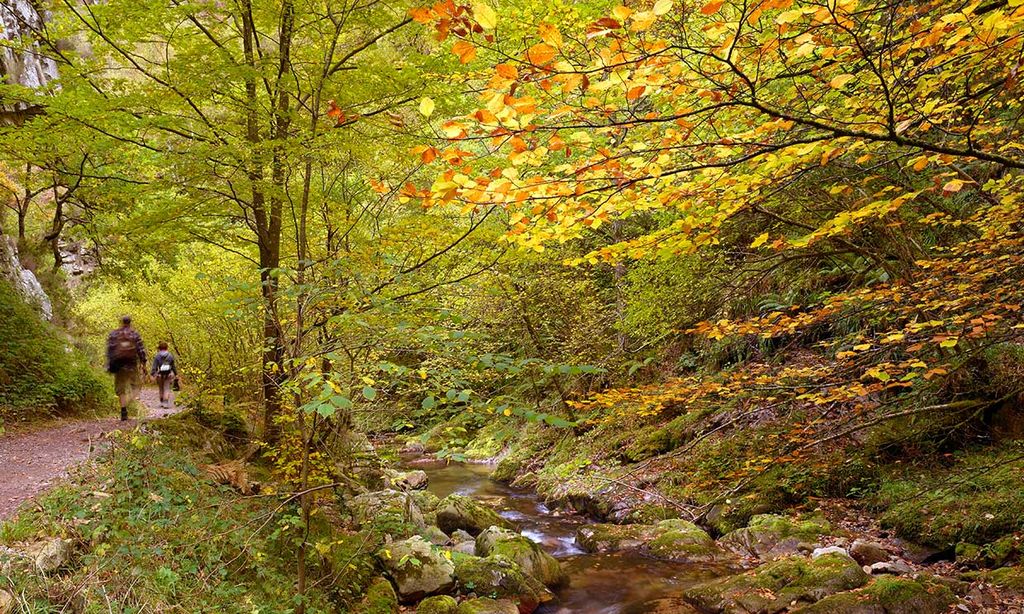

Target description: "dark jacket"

left=151, top=350, right=178, bottom=377
left=106, top=326, right=146, bottom=372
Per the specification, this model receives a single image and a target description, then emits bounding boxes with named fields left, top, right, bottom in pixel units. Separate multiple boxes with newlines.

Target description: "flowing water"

left=410, top=459, right=723, bottom=613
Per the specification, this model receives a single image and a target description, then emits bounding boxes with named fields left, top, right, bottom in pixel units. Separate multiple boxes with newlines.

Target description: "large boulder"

left=475, top=526, right=567, bottom=587
left=417, top=595, right=459, bottom=614
left=576, top=520, right=729, bottom=563
left=453, top=554, right=547, bottom=614
left=646, top=519, right=730, bottom=563
left=377, top=536, right=455, bottom=603
left=457, top=598, right=520, bottom=614
left=436, top=495, right=513, bottom=536
left=350, top=489, right=426, bottom=537
left=354, top=576, right=400, bottom=614
left=791, top=575, right=956, bottom=613
left=849, top=539, right=890, bottom=567
left=719, top=513, right=831, bottom=561
left=684, top=552, right=870, bottom=613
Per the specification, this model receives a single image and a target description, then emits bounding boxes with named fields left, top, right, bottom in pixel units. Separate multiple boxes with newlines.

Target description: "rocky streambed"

left=347, top=456, right=967, bottom=613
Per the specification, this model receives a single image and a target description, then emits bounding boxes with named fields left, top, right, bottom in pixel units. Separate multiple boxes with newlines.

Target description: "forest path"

left=0, top=387, right=181, bottom=521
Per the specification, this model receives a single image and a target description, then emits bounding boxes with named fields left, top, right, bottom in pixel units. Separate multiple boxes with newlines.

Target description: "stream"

left=411, top=459, right=723, bottom=614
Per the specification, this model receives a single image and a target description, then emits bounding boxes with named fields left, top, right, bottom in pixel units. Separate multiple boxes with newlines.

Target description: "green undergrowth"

left=414, top=411, right=518, bottom=461
left=0, top=411, right=370, bottom=613
left=0, top=277, right=111, bottom=429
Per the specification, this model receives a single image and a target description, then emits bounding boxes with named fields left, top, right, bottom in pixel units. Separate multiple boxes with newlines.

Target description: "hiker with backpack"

left=150, top=341, right=178, bottom=408
left=106, top=315, right=146, bottom=421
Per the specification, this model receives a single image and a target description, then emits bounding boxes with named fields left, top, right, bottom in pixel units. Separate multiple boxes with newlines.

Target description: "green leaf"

left=422, top=396, right=436, bottom=409
left=362, top=386, right=377, bottom=400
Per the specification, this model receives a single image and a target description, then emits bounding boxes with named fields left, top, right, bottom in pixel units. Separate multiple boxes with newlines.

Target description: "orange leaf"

left=526, top=43, right=557, bottom=65
left=496, top=63, right=518, bottom=79
left=452, top=40, right=477, bottom=63
left=626, top=85, right=646, bottom=101
left=701, top=0, right=725, bottom=14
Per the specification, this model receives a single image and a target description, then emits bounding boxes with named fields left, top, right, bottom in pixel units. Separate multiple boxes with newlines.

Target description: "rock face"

left=684, top=552, right=870, bottom=613
left=377, top=536, right=455, bottom=603
left=0, top=0, right=60, bottom=123
left=417, top=595, right=459, bottom=614
left=720, top=513, right=831, bottom=561
left=456, top=597, right=520, bottom=614
left=475, top=526, right=566, bottom=587
left=453, top=554, right=547, bottom=614
left=791, top=575, right=956, bottom=613
left=1, top=238, right=52, bottom=320
left=436, top=494, right=514, bottom=536
left=576, top=520, right=728, bottom=563
left=350, top=489, right=426, bottom=536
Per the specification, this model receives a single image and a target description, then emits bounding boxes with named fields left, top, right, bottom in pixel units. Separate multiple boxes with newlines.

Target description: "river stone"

left=791, top=575, right=956, bottom=613
left=377, top=536, right=455, bottom=602
left=575, top=523, right=660, bottom=553
left=453, top=554, right=547, bottom=614
left=350, top=489, right=426, bottom=536
left=475, top=526, right=567, bottom=587
left=622, top=598, right=701, bottom=614
left=436, top=494, right=513, bottom=536
left=646, top=519, right=729, bottom=563
left=354, top=576, right=399, bottom=613
left=869, top=560, right=913, bottom=575
left=456, top=597, right=519, bottom=614
left=29, top=537, right=72, bottom=574
left=849, top=539, right=890, bottom=566
left=813, top=546, right=849, bottom=559
left=684, top=552, right=870, bottom=613
left=423, top=526, right=451, bottom=546
left=418, top=595, right=459, bottom=614
left=720, top=513, right=831, bottom=561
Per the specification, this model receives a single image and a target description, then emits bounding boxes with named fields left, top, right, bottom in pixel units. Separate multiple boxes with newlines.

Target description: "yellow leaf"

left=942, top=179, right=964, bottom=193
left=538, top=23, right=562, bottom=47
left=854, top=343, right=871, bottom=350
left=776, top=8, right=803, bottom=23
left=939, top=338, right=958, bottom=348
left=474, top=3, right=497, bottom=29
left=911, top=156, right=929, bottom=171
left=653, top=0, right=674, bottom=15
left=503, top=408, right=512, bottom=416
left=829, top=74, right=855, bottom=89
left=419, top=97, right=435, bottom=117
left=612, top=5, right=633, bottom=20
left=750, top=232, right=769, bottom=248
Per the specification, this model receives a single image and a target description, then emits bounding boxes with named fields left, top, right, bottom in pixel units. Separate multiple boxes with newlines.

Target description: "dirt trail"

left=0, top=387, right=182, bottom=521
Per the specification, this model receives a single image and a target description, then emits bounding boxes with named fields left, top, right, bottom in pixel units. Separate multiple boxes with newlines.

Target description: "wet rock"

left=403, top=440, right=427, bottom=455
left=575, top=523, right=660, bottom=553
left=376, top=536, right=455, bottom=603
left=451, top=529, right=477, bottom=555
left=29, top=537, right=72, bottom=574
left=417, top=595, right=459, bottom=614
left=387, top=469, right=429, bottom=491
left=622, top=597, right=701, bottom=614
left=684, top=552, right=870, bottom=613
left=354, top=576, right=399, bottom=613
left=436, top=495, right=514, bottom=536
left=453, top=554, right=547, bottom=614
left=456, top=597, right=519, bottom=614
left=791, top=575, right=956, bottom=613
left=850, top=540, right=890, bottom=566
left=869, top=560, right=913, bottom=575
left=475, top=526, right=566, bottom=587
left=646, top=519, right=730, bottom=563
left=720, top=513, right=831, bottom=561
left=0, top=589, right=14, bottom=614
left=349, top=489, right=425, bottom=536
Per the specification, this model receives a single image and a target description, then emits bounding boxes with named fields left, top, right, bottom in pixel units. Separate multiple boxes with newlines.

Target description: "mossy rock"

left=684, top=552, right=870, bottom=613
left=955, top=534, right=1022, bottom=569
left=463, top=422, right=515, bottom=461
left=349, top=489, right=426, bottom=538
left=792, top=575, right=956, bottom=613
left=455, top=597, right=519, bottom=614
left=720, top=512, right=831, bottom=560
left=436, top=495, right=514, bottom=536
left=452, top=554, right=546, bottom=613
left=376, top=536, right=456, bottom=603
left=646, top=519, right=729, bottom=563
left=575, top=523, right=660, bottom=553
left=417, top=595, right=459, bottom=614
left=981, top=565, right=1024, bottom=591
left=475, top=526, right=566, bottom=588
left=354, top=577, right=399, bottom=614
